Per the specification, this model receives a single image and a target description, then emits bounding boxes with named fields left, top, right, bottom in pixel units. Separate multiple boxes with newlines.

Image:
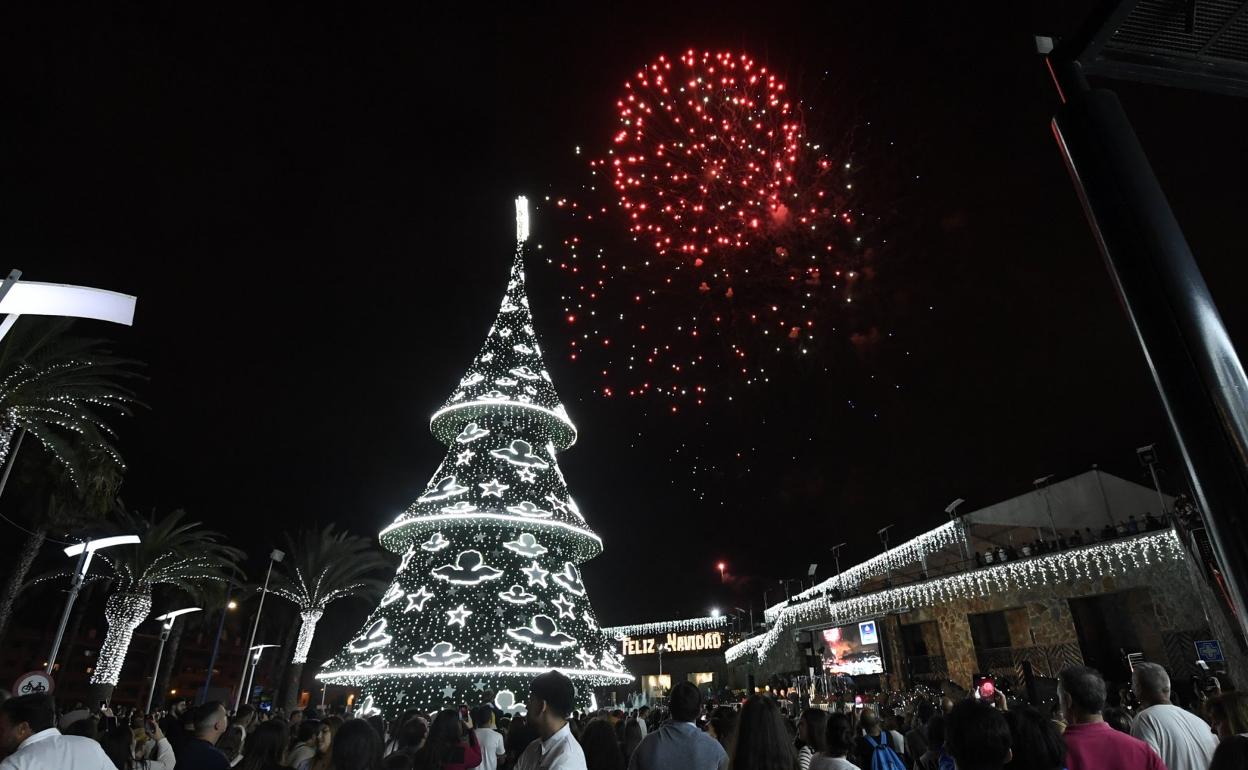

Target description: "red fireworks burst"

left=602, top=50, right=838, bottom=263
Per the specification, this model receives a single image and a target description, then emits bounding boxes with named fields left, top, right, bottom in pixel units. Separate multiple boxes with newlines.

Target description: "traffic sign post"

left=12, top=670, right=55, bottom=697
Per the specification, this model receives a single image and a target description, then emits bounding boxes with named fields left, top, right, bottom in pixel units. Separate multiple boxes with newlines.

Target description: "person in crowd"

left=385, top=713, right=424, bottom=757
left=1130, top=662, right=1218, bottom=770
left=1058, top=666, right=1164, bottom=770
left=310, top=717, right=344, bottom=770
left=410, top=709, right=481, bottom=770
left=797, top=708, right=830, bottom=770
left=634, top=709, right=649, bottom=739
left=914, top=714, right=948, bottom=770
left=945, top=699, right=1011, bottom=770
left=1209, top=735, right=1248, bottom=770
left=0, top=693, right=113, bottom=769
left=102, top=720, right=176, bottom=770
left=1002, top=706, right=1064, bottom=770
left=628, top=681, right=726, bottom=770
left=233, top=720, right=288, bottom=770
left=620, top=718, right=643, bottom=764
left=64, top=717, right=102, bottom=741
left=503, top=715, right=537, bottom=769
left=576, top=718, right=623, bottom=770
left=906, top=703, right=933, bottom=762
left=1103, top=708, right=1134, bottom=734
left=60, top=703, right=92, bottom=732
left=810, top=712, right=859, bottom=770
left=213, top=724, right=243, bottom=767
left=233, top=706, right=258, bottom=737
left=156, top=700, right=189, bottom=749
left=297, top=721, right=337, bottom=770
left=853, top=708, right=905, bottom=769
left=472, top=705, right=506, bottom=770
left=288, top=720, right=323, bottom=769
left=384, top=717, right=429, bottom=767
left=516, top=671, right=586, bottom=770
left=290, top=711, right=304, bottom=731
left=728, top=695, right=794, bottom=770
left=165, top=701, right=231, bottom=770
left=1209, top=692, right=1248, bottom=739
left=367, top=717, right=387, bottom=745
left=705, top=706, right=736, bottom=756
left=332, top=718, right=384, bottom=770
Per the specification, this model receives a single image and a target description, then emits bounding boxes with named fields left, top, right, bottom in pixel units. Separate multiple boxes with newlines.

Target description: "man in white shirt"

left=472, top=704, right=508, bottom=770
left=0, top=693, right=113, bottom=770
left=1130, top=662, right=1218, bottom=770
left=635, top=706, right=649, bottom=737
left=516, top=671, right=587, bottom=770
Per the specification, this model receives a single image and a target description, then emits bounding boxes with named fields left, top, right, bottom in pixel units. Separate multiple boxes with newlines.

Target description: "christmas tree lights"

left=729, top=530, right=1186, bottom=665
left=319, top=198, right=632, bottom=715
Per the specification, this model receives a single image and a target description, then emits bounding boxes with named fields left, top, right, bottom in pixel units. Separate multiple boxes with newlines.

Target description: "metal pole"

left=47, top=540, right=89, bottom=674
left=1146, top=462, right=1170, bottom=519
left=0, top=427, right=27, bottom=502
left=1049, top=57, right=1248, bottom=640
left=201, top=580, right=234, bottom=703
left=244, top=649, right=260, bottom=705
left=146, top=625, right=171, bottom=713
left=235, top=557, right=276, bottom=712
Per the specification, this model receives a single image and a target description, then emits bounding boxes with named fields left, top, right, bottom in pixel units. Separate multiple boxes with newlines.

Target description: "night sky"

left=5, top=2, right=1247, bottom=646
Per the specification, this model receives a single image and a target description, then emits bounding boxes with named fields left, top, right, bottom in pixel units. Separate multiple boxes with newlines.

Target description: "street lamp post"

left=243, top=644, right=279, bottom=706
left=146, top=608, right=201, bottom=712
left=657, top=643, right=671, bottom=698
left=831, top=543, right=847, bottom=581
left=945, top=499, right=969, bottom=564
left=235, top=549, right=284, bottom=713
left=200, top=583, right=237, bottom=704
left=48, top=535, right=141, bottom=675
left=1033, top=476, right=1061, bottom=543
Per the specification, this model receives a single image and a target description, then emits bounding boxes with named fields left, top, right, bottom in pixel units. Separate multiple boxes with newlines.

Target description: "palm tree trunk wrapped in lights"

left=93, top=592, right=153, bottom=686
left=85, top=509, right=243, bottom=699
left=272, top=525, right=391, bottom=713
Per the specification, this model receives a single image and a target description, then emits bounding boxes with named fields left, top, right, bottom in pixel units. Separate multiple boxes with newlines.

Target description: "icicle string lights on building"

left=318, top=198, right=630, bottom=715
left=727, top=530, right=1187, bottom=665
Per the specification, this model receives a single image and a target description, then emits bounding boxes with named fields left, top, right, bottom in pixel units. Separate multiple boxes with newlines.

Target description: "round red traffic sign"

left=12, top=670, right=54, bottom=697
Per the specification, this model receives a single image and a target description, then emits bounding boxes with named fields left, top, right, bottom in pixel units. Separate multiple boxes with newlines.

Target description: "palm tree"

left=87, top=508, right=244, bottom=700
left=271, top=524, right=391, bottom=711
left=0, top=443, right=123, bottom=648
left=0, top=318, right=140, bottom=489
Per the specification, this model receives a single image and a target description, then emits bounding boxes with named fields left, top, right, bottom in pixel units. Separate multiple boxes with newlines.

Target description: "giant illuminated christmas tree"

left=318, top=199, right=631, bottom=716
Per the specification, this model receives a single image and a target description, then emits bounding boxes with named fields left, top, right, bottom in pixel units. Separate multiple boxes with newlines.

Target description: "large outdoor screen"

left=818, top=620, right=884, bottom=676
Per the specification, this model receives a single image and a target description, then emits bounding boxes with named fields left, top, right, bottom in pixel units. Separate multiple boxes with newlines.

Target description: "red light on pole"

left=717, top=562, right=726, bottom=583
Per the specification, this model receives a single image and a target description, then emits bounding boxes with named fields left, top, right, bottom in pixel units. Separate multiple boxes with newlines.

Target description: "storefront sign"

left=620, top=630, right=725, bottom=656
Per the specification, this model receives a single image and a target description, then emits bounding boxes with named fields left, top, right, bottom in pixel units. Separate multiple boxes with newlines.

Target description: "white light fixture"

left=146, top=607, right=201, bottom=711
left=710, top=608, right=721, bottom=618
left=0, top=272, right=137, bottom=341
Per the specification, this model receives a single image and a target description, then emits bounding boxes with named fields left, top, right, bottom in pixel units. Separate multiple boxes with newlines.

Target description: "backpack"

left=864, top=732, right=907, bottom=770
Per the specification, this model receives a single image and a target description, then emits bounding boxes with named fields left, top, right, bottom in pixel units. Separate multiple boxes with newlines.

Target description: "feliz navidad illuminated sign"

left=620, top=630, right=725, bottom=657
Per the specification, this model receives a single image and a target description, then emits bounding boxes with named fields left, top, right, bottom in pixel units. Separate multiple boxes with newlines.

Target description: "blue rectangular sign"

left=1195, top=639, right=1225, bottom=663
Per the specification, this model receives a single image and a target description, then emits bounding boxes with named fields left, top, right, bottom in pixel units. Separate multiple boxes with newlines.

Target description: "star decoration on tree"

left=551, top=593, right=576, bottom=619
left=456, top=448, right=475, bottom=466
left=443, top=685, right=457, bottom=699
left=544, top=493, right=570, bottom=515
left=494, top=644, right=520, bottom=666
left=523, top=561, right=549, bottom=587
left=479, top=478, right=510, bottom=498
left=474, top=680, right=487, bottom=691
left=404, top=587, right=435, bottom=614
left=446, top=604, right=474, bottom=628
left=516, top=467, right=537, bottom=483
left=583, top=611, right=597, bottom=630
left=574, top=648, right=597, bottom=668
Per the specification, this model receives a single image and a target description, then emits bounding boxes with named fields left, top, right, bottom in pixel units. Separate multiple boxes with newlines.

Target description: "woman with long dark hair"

left=811, top=713, right=859, bottom=769
left=410, top=710, right=481, bottom=770
left=729, top=695, right=795, bottom=770
left=288, top=719, right=323, bottom=769
left=333, top=718, right=386, bottom=770
left=237, top=720, right=290, bottom=770
left=578, top=717, right=625, bottom=770
left=797, top=708, right=830, bottom=770
left=1003, top=707, right=1065, bottom=770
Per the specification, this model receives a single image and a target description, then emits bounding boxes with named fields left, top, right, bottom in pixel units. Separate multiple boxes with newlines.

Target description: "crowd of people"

left=1, top=662, right=1246, bottom=770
